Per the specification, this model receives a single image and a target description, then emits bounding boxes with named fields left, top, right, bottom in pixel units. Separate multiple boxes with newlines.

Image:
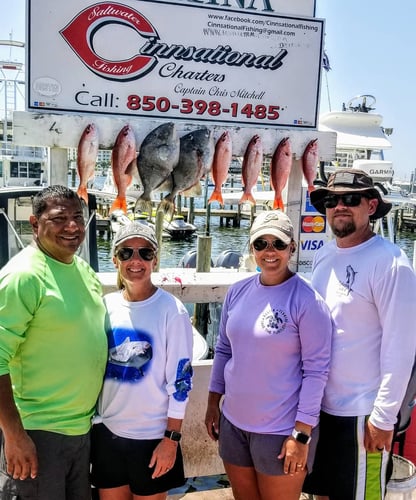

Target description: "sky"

left=1, top=0, right=415, bottom=180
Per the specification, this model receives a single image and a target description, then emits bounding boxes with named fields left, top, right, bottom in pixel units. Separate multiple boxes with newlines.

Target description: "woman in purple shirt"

left=205, top=210, right=333, bottom=500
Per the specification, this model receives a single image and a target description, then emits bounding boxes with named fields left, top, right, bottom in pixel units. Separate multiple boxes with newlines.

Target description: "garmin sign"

left=352, top=160, right=394, bottom=181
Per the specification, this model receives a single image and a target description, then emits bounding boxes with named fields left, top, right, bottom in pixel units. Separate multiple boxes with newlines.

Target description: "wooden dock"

left=95, top=217, right=112, bottom=237
left=398, top=207, right=416, bottom=232
left=94, top=204, right=260, bottom=236
left=180, top=206, right=255, bottom=228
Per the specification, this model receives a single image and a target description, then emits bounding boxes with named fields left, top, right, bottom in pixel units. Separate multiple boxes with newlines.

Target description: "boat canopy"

left=319, top=111, right=392, bottom=151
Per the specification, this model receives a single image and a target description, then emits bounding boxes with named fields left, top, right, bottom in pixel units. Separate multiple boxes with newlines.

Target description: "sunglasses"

left=116, top=247, right=156, bottom=262
left=323, top=193, right=369, bottom=209
left=252, top=238, right=289, bottom=252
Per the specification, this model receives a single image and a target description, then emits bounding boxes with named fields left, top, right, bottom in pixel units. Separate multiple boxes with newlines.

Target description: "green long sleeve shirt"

left=0, top=245, right=107, bottom=435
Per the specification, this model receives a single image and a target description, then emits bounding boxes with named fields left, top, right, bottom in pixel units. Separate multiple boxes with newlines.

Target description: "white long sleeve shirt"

left=95, top=289, right=193, bottom=439
left=312, top=235, right=416, bottom=430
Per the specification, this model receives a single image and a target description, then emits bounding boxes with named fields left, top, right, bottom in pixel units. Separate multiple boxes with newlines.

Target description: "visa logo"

left=301, top=240, right=324, bottom=251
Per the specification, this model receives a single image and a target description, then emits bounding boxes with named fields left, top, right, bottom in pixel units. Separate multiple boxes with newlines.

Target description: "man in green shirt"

left=0, top=185, right=107, bottom=499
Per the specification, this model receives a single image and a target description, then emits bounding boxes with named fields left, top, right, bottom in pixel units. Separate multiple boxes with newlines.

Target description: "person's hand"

left=4, top=430, right=38, bottom=480
left=278, top=436, right=308, bottom=476
left=365, top=420, right=394, bottom=453
left=204, top=404, right=220, bottom=441
left=148, top=438, right=178, bottom=479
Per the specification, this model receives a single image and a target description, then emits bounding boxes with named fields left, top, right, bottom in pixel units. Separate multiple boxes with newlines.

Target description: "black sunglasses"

left=323, top=193, right=369, bottom=209
left=252, top=238, right=289, bottom=252
left=116, top=247, right=156, bottom=262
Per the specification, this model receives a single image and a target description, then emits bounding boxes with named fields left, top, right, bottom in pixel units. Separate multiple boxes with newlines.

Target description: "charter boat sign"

left=27, top=0, right=323, bottom=128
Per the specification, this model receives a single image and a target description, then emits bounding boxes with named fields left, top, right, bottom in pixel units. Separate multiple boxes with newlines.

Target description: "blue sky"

left=1, top=0, right=415, bottom=179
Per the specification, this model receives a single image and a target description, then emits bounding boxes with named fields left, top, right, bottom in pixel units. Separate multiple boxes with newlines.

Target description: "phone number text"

left=126, top=95, right=281, bottom=120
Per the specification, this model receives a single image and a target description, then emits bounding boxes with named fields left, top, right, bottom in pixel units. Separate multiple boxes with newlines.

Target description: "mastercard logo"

left=301, top=216, right=326, bottom=233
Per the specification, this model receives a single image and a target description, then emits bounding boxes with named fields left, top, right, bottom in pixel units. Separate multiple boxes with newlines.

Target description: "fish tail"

left=273, top=197, right=285, bottom=210
left=134, top=198, right=153, bottom=217
left=158, top=197, right=175, bottom=219
left=239, top=192, right=256, bottom=205
left=76, top=186, right=89, bottom=206
left=208, top=189, right=224, bottom=206
left=110, top=196, right=127, bottom=214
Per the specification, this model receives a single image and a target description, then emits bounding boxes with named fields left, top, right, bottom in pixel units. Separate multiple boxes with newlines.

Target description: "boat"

left=0, top=186, right=101, bottom=270
left=318, top=94, right=393, bottom=176
left=163, top=214, right=197, bottom=240
left=108, top=209, right=175, bottom=241
left=0, top=40, right=49, bottom=189
left=316, top=95, right=416, bottom=243
left=100, top=168, right=143, bottom=200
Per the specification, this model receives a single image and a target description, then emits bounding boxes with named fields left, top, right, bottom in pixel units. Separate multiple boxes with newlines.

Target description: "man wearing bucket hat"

left=303, top=169, right=416, bottom=500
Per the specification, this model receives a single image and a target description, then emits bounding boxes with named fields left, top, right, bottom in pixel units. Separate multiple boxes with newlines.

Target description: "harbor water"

left=96, top=218, right=416, bottom=272
left=78, top=174, right=416, bottom=271
left=96, top=214, right=253, bottom=272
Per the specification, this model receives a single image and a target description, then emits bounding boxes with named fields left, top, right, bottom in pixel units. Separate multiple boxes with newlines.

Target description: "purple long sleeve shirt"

left=209, top=273, right=333, bottom=434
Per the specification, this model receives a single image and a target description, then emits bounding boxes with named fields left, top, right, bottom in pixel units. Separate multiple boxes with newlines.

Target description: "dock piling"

left=193, top=235, right=213, bottom=337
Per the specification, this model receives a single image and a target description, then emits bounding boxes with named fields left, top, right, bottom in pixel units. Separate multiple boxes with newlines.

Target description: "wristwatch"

left=291, top=429, right=311, bottom=444
left=164, top=430, right=182, bottom=442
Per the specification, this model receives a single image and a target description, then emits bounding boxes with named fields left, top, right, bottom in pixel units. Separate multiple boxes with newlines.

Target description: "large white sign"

left=148, top=0, right=316, bottom=17
left=27, top=1, right=323, bottom=128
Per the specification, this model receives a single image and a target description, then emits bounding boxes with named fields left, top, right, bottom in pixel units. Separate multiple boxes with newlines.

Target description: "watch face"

left=170, top=431, right=181, bottom=441
left=296, top=432, right=310, bottom=444
left=292, top=429, right=311, bottom=444
left=165, top=430, right=181, bottom=441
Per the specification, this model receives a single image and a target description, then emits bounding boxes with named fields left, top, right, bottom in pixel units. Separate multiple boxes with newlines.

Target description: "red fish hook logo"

left=60, top=2, right=159, bottom=81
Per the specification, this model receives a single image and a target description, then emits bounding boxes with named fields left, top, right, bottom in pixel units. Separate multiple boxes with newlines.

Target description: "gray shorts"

left=0, top=429, right=91, bottom=500
left=218, top=413, right=318, bottom=476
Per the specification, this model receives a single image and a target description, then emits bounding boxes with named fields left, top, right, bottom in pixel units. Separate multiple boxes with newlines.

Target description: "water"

left=96, top=214, right=254, bottom=272
left=396, top=229, right=416, bottom=263
left=84, top=175, right=416, bottom=270
left=96, top=218, right=416, bottom=272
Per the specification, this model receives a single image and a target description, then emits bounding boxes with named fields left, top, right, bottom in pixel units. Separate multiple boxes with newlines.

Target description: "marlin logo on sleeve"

left=173, top=359, right=193, bottom=402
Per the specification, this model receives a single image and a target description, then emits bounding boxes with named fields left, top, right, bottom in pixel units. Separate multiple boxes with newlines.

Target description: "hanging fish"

left=302, top=139, right=319, bottom=193
left=239, top=135, right=263, bottom=205
left=134, top=122, right=180, bottom=214
left=109, top=125, right=137, bottom=214
left=160, top=128, right=215, bottom=216
left=270, top=137, right=292, bottom=210
left=76, top=123, right=99, bottom=205
left=208, top=131, right=232, bottom=207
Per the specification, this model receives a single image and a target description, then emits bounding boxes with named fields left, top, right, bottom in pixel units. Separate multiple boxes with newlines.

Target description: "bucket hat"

left=112, top=221, right=158, bottom=255
left=249, top=210, right=294, bottom=245
left=310, top=169, right=392, bottom=220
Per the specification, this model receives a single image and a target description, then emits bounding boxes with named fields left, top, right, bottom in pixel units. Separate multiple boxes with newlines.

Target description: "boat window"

left=9, top=161, right=42, bottom=179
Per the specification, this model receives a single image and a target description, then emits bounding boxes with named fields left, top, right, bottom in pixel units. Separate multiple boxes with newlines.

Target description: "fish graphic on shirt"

left=260, top=308, right=288, bottom=335
left=108, top=337, right=152, bottom=370
left=342, top=265, right=358, bottom=294
left=173, top=358, right=193, bottom=402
